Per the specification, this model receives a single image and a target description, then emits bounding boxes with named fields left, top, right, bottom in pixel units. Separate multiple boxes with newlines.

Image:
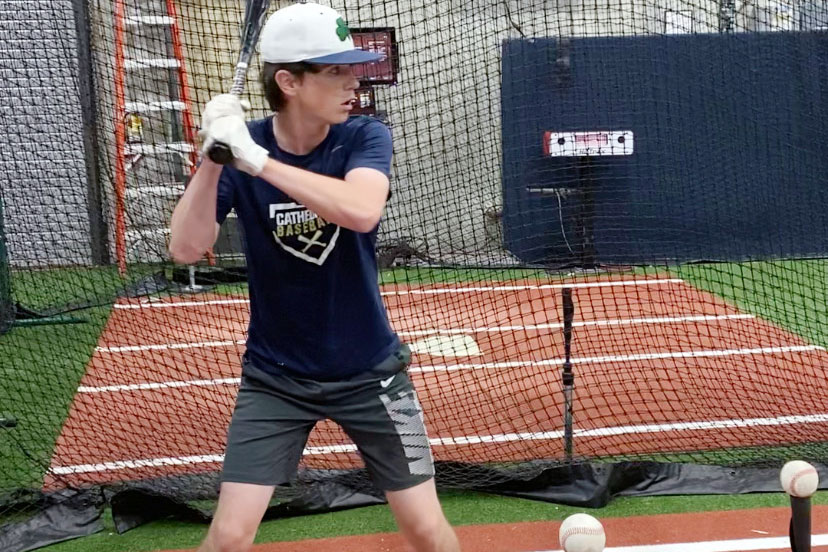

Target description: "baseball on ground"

left=780, top=460, right=819, bottom=498
left=558, top=513, right=606, bottom=552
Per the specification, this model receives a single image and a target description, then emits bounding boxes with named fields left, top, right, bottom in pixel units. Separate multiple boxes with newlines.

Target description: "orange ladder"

left=113, top=0, right=199, bottom=275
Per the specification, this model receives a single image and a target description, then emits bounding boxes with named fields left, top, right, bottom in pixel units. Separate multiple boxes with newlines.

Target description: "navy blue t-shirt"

left=216, top=115, right=400, bottom=380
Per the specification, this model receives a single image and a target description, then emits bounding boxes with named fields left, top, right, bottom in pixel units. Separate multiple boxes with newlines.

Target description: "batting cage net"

left=3, top=0, right=828, bottom=547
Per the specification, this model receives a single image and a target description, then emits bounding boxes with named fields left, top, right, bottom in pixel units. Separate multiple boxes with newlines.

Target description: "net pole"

left=562, top=287, right=575, bottom=461
left=578, top=157, right=597, bottom=269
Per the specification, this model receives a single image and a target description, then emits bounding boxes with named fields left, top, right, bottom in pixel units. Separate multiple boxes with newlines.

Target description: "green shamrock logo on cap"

left=335, top=17, right=350, bottom=41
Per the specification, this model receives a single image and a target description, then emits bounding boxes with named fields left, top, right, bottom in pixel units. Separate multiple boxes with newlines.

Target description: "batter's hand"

left=199, top=94, right=251, bottom=141
left=202, top=115, right=269, bottom=176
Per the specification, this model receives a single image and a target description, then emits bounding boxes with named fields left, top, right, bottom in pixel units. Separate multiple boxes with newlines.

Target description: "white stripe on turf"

left=111, top=278, right=684, bottom=309
left=94, top=313, right=756, bottom=352
left=78, top=378, right=241, bottom=393
left=81, top=345, right=823, bottom=388
left=50, top=412, right=828, bottom=474
left=396, top=314, right=754, bottom=336
left=381, top=279, right=684, bottom=295
left=114, top=299, right=250, bottom=309
left=535, top=533, right=828, bottom=552
left=96, top=339, right=246, bottom=353
left=410, top=345, right=824, bottom=372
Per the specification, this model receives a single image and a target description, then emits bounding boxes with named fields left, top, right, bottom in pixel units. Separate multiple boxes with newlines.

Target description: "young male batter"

left=169, top=3, right=460, bottom=551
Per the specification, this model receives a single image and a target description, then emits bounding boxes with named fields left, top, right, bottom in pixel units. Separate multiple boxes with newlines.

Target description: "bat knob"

left=208, top=142, right=234, bottom=165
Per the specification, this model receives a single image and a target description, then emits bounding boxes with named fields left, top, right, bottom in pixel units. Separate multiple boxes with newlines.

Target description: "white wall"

left=0, top=0, right=92, bottom=266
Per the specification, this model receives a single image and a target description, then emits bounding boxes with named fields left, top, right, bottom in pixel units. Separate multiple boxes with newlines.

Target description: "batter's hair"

left=260, top=62, right=323, bottom=112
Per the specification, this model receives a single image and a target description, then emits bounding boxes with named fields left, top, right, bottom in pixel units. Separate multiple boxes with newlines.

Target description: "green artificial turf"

left=41, top=490, right=828, bottom=552
left=3, top=259, right=827, bottom=551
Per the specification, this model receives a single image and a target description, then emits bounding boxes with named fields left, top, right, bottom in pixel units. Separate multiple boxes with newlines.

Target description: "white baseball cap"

left=260, top=2, right=382, bottom=65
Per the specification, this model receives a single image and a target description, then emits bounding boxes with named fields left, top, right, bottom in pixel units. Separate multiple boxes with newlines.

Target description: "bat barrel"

left=205, top=0, right=271, bottom=164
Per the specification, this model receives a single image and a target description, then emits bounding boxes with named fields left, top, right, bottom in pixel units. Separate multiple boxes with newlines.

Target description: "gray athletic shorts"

left=221, top=344, right=435, bottom=492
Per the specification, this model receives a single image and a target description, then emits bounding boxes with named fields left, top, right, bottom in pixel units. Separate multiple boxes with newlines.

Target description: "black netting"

left=3, top=0, right=828, bottom=546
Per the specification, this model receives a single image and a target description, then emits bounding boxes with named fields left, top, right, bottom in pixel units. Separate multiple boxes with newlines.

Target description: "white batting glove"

left=202, top=115, right=269, bottom=176
left=199, top=94, right=251, bottom=139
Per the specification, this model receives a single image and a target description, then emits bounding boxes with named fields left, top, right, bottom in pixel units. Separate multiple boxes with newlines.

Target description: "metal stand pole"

left=790, top=496, right=811, bottom=552
left=182, top=265, right=204, bottom=294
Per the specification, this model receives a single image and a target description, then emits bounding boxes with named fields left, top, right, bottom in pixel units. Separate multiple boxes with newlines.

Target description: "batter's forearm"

left=169, top=161, right=222, bottom=264
left=258, top=159, right=385, bottom=233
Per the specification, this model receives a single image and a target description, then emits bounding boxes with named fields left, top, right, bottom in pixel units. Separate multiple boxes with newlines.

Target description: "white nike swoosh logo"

left=380, top=375, right=396, bottom=388
left=331, top=145, right=344, bottom=153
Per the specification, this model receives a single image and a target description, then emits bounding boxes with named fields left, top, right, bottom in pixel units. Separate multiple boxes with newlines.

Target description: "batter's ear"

left=275, top=69, right=301, bottom=99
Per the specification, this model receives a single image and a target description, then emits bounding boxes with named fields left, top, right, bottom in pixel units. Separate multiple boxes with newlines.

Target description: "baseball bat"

left=207, top=0, right=271, bottom=164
